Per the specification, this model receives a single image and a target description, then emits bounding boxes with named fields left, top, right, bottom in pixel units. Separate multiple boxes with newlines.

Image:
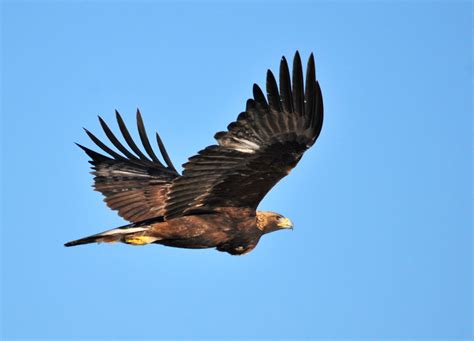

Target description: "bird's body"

left=150, top=208, right=261, bottom=255
left=66, top=209, right=288, bottom=255
left=65, top=52, right=323, bottom=255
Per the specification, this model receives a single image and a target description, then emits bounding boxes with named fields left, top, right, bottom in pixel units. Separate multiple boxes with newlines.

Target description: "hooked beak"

left=277, top=217, right=294, bottom=230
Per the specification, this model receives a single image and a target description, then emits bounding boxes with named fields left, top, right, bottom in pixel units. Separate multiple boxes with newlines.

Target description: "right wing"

left=164, top=52, right=323, bottom=219
left=78, top=110, right=179, bottom=222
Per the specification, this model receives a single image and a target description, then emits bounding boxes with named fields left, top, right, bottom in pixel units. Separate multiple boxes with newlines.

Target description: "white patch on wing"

left=227, top=138, right=260, bottom=154
left=233, top=147, right=257, bottom=153
left=217, top=134, right=260, bottom=154
left=99, top=227, right=148, bottom=236
left=234, top=138, right=260, bottom=149
left=109, top=170, right=150, bottom=177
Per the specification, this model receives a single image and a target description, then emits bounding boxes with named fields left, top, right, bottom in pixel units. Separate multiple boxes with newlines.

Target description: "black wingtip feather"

left=313, top=81, right=324, bottom=141
left=75, top=142, right=111, bottom=162
left=86, top=110, right=178, bottom=174
left=136, top=109, right=163, bottom=165
left=252, top=84, right=268, bottom=108
left=115, top=110, right=151, bottom=162
left=246, top=98, right=256, bottom=111
left=84, top=128, right=127, bottom=161
left=279, top=56, right=293, bottom=113
left=156, top=132, right=177, bottom=172
left=304, top=53, right=316, bottom=128
left=292, top=51, right=304, bottom=115
left=98, top=115, right=141, bottom=161
left=266, top=69, right=282, bottom=112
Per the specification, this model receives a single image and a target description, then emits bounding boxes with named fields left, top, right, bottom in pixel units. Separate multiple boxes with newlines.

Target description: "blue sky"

left=1, top=1, right=472, bottom=340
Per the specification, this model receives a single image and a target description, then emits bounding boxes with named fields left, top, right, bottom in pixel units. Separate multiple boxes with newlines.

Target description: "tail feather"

left=65, top=216, right=164, bottom=247
left=64, top=226, right=149, bottom=247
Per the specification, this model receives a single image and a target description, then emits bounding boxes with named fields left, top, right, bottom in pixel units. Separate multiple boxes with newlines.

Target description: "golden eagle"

left=65, top=52, right=323, bottom=255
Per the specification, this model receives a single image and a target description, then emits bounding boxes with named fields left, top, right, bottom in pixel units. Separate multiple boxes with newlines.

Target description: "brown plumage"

left=65, top=51, right=323, bottom=255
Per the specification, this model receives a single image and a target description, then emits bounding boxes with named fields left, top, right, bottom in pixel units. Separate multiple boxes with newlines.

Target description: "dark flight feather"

left=76, top=52, right=323, bottom=227
left=84, top=128, right=127, bottom=161
left=304, top=53, right=315, bottom=129
left=136, top=109, right=162, bottom=164
left=70, top=52, right=323, bottom=255
left=279, top=56, right=293, bottom=114
left=115, top=110, right=152, bottom=163
left=156, top=132, right=177, bottom=172
left=78, top=112, right=179, bottom=222
left=292, top=51, right=304, bottom=115
left=266, top=70, right=282, bottom=113
left=252, top=84, right=268, bottom=109
left=164, top=52, right=323, bottom=219
left=98, top=116, right=141, bottom=161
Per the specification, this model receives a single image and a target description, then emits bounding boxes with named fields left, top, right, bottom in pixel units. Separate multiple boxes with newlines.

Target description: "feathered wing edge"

left=164, top=52, right=323, bottom=218
left=212, top=51, right=322, bottom=154
left=79, top=109, right=177, bottom=172
left=77, top=110, right=180, bottom=222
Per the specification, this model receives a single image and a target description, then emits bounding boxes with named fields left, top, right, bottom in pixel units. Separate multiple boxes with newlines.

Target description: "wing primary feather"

left=162, top=52, right=324, bottom=218
left=304, top=53, right=316, bottom=129
left=245, top=99, right=254, bottom=111
left=156, top=132, right=177, bottom=172
left=267, top=69, right=287, bottom=132
left=98, top=116, right=141, bottom=161
left=75, top=143, right=112, bottom=162
left=115, top=110, right=151, bottom=162
left=292, top=51, right=304, bottom=115
left=246, top=99, right=271, bottom=138
left=266, top=69, right=282, bottom=112
left=279, top=56, right=293, bottom=114
left=83, top=128, right=127, bottom=161
left=313, top=81, right=324, bottom=142
left=136, top=109, right=162, bottom=165
left=252, top=84, right=269, bottom=109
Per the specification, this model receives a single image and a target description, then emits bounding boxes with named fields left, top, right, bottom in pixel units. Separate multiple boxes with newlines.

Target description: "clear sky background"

left=1, top=1, right=472, bottom=340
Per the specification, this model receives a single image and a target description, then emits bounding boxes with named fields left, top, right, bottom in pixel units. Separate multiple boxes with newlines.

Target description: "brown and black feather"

left=69, top=52, right=324, bottom=255
left=164, top=52, right=323, bottom=219
left=77, top=111, right=179, bottom=222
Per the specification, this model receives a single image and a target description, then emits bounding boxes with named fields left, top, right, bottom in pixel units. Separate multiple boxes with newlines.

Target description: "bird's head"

left=256, top=211, right=293, bottom=234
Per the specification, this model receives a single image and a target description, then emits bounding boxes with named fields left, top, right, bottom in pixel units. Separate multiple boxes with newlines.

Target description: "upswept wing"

left=78, top=110, right=179, bottom=222
left=164, top=52, right=323, bottom=219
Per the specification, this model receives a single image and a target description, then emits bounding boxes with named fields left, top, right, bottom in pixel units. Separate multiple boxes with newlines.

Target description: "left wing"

left=78, top=110, right=179, bottom=222
left=164, top=52, right=323, bottom=219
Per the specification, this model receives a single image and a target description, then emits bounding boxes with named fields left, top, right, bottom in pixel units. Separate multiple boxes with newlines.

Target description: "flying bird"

left=65, top=52, right=323, bottom=255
